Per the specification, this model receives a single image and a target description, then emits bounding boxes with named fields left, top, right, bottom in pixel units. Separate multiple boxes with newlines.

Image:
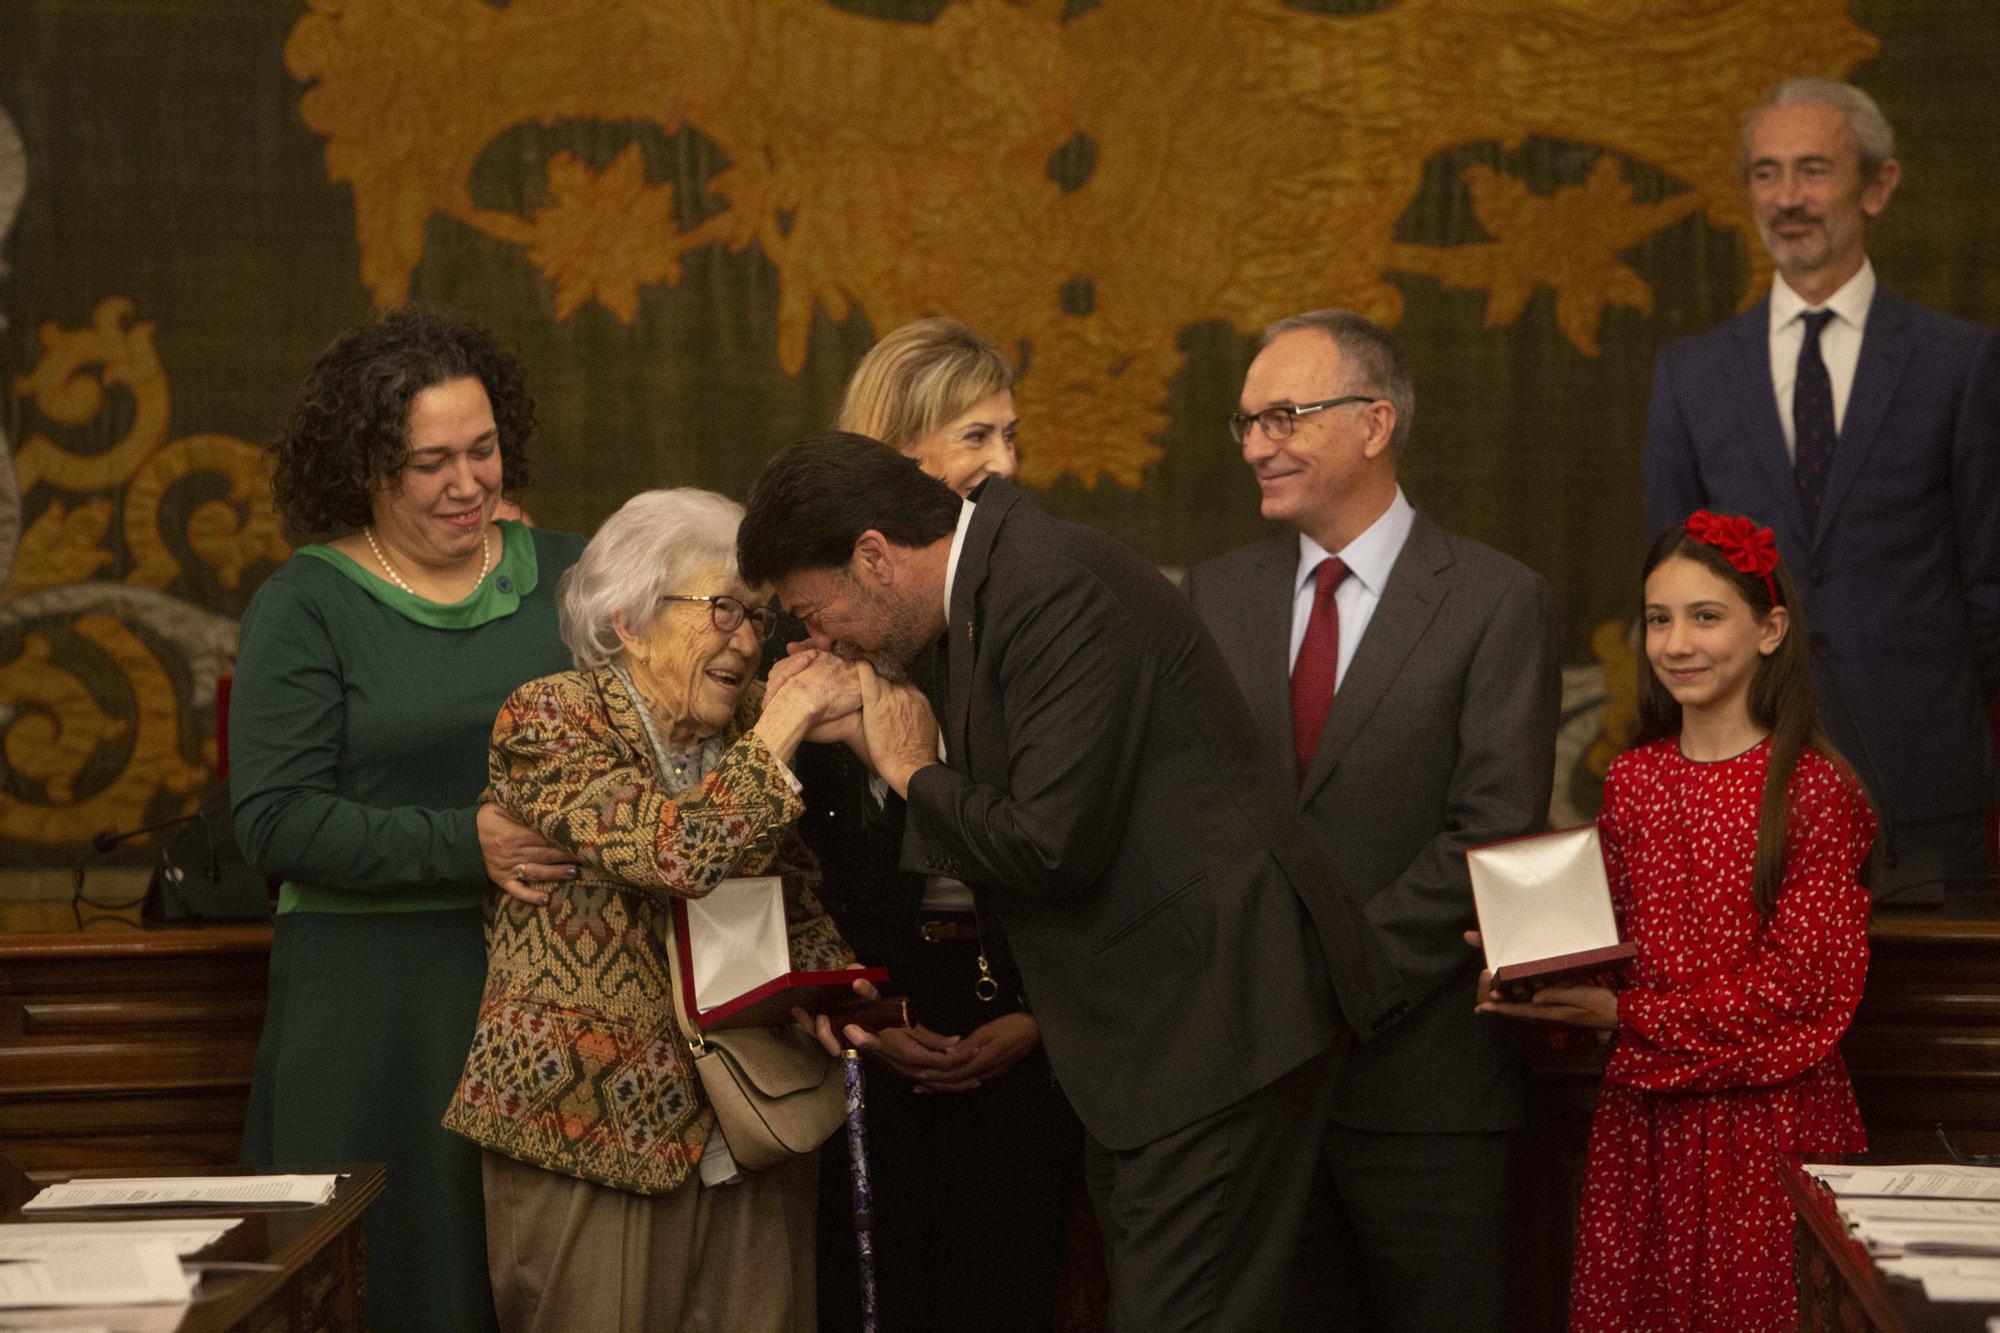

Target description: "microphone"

left=74, top=790, right=268, bottom=926
left=91, top=811, right=207, bottom=856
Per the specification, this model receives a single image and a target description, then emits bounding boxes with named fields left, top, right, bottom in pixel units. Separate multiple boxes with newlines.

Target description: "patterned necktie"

left=1290, top=556, right=1350, bottom=782
left=1793, top=309, right=1838, bottom=525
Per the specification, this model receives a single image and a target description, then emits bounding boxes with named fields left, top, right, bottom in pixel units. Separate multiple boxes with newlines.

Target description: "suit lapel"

left=1722, top=300, right=1812, bottom=552
left=1815, top=288, right=1913, bottom=551
left=1239, top=535, right=1301, bottom=791
left=944, top=482, right=1013, bottom=766
left=1298, top=514, right=1451, bottom=806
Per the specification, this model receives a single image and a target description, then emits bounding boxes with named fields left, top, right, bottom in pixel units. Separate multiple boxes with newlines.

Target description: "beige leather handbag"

left=663, top=902, right=846, bottom=1173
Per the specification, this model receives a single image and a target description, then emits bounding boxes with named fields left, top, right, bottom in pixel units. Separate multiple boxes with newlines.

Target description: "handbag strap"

left=658, top=888, right=708, bottom=1054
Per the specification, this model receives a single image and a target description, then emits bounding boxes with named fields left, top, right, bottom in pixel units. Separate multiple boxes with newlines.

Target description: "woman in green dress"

left=230, top=307, right=584, bottom=1331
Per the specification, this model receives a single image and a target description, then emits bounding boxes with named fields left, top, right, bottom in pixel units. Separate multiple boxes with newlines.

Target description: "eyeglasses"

left=1228, top=395, right=1380, bottom=444
left=658, top=594, right=778, bottom=640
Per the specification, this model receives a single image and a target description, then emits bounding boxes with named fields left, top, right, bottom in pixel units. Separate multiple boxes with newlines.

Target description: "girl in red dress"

left=1479, top=509, right=1876, bottom=1332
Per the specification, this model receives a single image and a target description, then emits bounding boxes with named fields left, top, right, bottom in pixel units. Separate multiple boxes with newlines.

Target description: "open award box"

left=1468, top=824, right=1635, bottom=995
left=671, top=876, right=900, bottom=1031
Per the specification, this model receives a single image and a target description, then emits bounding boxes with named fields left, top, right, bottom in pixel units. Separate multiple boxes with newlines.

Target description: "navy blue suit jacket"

left=1643, top=285, right=2000, bottom=826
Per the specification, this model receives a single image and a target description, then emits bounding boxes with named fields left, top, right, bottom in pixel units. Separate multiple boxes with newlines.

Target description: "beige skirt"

left=482, top=1147, right=819, bottom=1333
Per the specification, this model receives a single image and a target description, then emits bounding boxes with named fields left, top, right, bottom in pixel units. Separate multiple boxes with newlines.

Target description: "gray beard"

left=829, top=584, right=940, bottom=682
left=831, top=641, right=909, bottom=682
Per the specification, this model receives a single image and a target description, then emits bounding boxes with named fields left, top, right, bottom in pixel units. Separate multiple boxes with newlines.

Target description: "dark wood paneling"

left=0, top=923, right=271, bottom=1175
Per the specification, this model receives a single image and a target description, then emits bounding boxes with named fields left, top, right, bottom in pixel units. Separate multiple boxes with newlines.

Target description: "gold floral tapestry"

left=3, top=0, right=1997, bottom=862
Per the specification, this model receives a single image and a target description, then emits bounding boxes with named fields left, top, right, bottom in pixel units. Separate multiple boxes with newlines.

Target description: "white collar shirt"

left=1768, top=259, right=1876, bottom=461
left=916, top=499, right=978, bottom=909
left=1288, top=488, right=1415, bottom=692
left=943, top=498, right=974, bottom=625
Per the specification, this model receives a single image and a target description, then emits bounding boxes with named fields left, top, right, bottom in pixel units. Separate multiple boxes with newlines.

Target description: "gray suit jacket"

left=900, top=481, right=1410, bottom=1150
left=1183, top=513, right=1561, bottom=1133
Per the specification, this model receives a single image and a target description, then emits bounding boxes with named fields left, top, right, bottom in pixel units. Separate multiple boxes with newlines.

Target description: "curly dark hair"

left=268, top=307, right=536, bottom=542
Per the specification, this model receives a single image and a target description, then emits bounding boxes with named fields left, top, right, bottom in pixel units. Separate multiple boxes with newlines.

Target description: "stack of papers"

left=0, top=1219, right=241, bottom=1261
left=0, top=1238, right=191, bottom=1311
left=22, top=1175, right=339, bottom=1212
left=0, top=1173, right=338, bottom=1322
left=1806, top=1163, right=2000, bottom=1303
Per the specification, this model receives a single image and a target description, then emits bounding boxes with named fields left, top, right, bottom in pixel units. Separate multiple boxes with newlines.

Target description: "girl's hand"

left=1476, top=983, right=1618, bottom=1030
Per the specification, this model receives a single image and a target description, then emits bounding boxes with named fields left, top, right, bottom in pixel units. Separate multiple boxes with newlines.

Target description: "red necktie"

left=1290, top=557, right=1349, bottom=781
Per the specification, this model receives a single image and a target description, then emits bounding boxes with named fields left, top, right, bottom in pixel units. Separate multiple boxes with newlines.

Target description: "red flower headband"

left=1685, top=510, right=1780, bottom=604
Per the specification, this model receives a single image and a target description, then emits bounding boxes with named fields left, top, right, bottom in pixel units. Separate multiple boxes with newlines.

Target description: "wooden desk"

left=0, top=914, right=272, bottom=1178
left=1, top=1163, right=382, bottom=1333
left=1780, top=1154, right=2000, bottom=1333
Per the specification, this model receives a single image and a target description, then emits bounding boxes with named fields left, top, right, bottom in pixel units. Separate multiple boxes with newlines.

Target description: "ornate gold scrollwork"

left=3, top=299, right=286, bottom=852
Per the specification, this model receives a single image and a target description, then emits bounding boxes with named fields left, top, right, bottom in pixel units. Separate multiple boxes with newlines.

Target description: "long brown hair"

left=1633, top=511, right=1858, bottom=913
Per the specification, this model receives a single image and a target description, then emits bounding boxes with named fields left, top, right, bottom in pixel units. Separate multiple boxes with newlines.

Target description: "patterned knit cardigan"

left=442, top=665, right=853, bottom=1195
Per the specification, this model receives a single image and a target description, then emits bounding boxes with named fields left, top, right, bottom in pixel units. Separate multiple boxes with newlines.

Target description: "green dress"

left=230, top=520, right=584, bottom=1332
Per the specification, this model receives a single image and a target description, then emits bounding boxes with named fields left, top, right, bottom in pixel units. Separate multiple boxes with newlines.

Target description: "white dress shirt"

left=1288, top=488, right=1415, bottom=693
left=943, top=497, right=975, bottom=626
left=1769, top=260, right=1876, bottom=462
left=920, top=498, right=977, bottom=912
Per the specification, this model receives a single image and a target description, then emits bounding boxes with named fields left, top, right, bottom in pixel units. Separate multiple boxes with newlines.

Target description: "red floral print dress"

left=1569, top=737, right=1876, bottom=1332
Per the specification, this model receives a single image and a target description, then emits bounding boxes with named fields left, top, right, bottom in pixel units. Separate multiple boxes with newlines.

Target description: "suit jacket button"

left=1809, top=562, right=1826, bottom=586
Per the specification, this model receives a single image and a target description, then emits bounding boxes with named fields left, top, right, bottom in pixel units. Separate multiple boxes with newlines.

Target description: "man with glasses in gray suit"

left=1184, top=308, right=1562, bottom=1332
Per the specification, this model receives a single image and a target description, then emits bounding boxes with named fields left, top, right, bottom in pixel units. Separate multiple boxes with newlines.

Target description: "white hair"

left=558, top=488, right=744, bottom=670
left=1743, top=79, right=1898, bottom=182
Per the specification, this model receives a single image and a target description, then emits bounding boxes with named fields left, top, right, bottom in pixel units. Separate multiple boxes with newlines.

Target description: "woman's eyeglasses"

left=658, top=593, right=778, bottom=640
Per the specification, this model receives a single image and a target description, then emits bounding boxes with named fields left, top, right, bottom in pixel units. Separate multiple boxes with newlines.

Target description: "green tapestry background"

left=2, top=0, right=1996, bottom=863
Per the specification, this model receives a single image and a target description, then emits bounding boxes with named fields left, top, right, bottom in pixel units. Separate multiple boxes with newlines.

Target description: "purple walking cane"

left=842, top=1048, right=879, bottom=1332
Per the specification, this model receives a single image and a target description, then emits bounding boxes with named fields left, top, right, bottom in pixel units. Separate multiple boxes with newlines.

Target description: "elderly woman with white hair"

left=443, top=487, right=865, bottom=1333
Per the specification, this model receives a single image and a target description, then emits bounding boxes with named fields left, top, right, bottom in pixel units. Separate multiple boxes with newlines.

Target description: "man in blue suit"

left=1645, top=78, right=2000, bottom=902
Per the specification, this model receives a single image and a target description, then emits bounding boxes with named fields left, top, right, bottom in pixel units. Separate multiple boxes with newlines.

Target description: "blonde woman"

left=801, top=318, right=1081, bottom=1332
left=837, top=317, right=1018, bottom=498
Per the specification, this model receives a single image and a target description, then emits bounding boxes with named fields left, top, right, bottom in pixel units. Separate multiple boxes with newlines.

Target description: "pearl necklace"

left=364, top=525, right=491, bottom=600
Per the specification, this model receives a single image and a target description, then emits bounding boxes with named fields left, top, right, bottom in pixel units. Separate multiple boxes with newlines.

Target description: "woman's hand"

left=756, top=651, right=862, bottom=763
left=477, top=803, right=579, bottom=906
left=1476, top=982, right=1619, bottom=1030
left=796, top=974, right=886, bottom=1056
left=829, top=1011, right=1041, bottom=1093
left=1465, top=929, right=1618, bottom=1029
left=770, top=650, right=861, bottom=723
left=841, top=1022, right=964, bottom=1077
left=911, top=1012, right=1040, bottom=1094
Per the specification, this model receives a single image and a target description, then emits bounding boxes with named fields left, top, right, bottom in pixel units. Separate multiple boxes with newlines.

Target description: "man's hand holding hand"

left=857, top=662, right=938, bottom=797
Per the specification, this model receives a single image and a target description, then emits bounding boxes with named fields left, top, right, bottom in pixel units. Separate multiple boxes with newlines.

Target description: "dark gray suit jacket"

left=900, top=481, right=1410, bottom=1150
left=1645, top=287, right=2000, bottom=828
left=1184, top=513, right=1561, bottom=1133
